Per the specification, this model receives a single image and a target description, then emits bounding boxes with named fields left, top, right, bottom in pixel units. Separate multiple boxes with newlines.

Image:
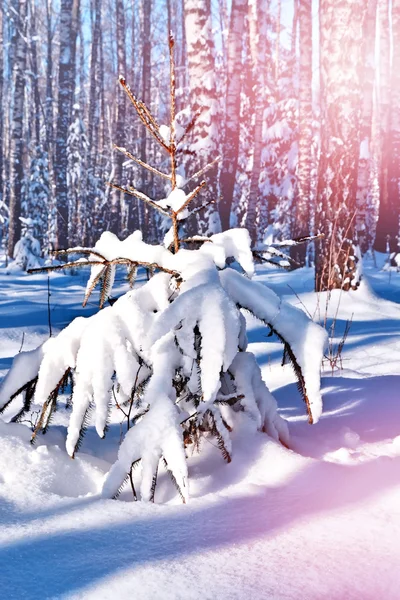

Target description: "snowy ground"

left=1, top=254, right=400, bottom=599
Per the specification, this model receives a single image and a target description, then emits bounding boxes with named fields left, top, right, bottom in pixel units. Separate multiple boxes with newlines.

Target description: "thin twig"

left=53, top=248, right=107, bottom=261
left=169, top=33, right=177, bottom=190
left=119, top=76, right=170, bottom=152
left=127, top=364, right=143, bottom=431
left=28, top=260, right=107, bottom=274
left=47, top=275, right=52, bottom=337
left=176, top=181, right=206, bottom=215
left=18, top=332, right=25, bottom=353
left=189, top=198, right=216, bottom=216
left=107, top=182, right=170, bottom=217
left=114, top=145, right=171, bottom=181
left=184, top=157, right=221, bottom=186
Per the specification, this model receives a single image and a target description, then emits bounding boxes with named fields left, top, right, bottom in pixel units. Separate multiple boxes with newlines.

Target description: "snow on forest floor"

left=1, top=254, right=400, bottom=599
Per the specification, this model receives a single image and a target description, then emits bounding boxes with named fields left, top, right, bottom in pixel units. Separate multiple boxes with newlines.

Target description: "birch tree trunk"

left=0, top=9, right=4, bottom=210
left=54, top=0, right=80, bottom=249
left=292, top=0, right=313, bottom=264
left=315, top=0, right=366, bottom=291
left=45, top=0, right=54, bottom=158
left=139, top=0, right=151, bottom=236
left=30, top=2, right=41, bottom=148
left=244, top=0, right=270, bottom=244
left=8, top=0, right=28, bottom=257
left=85, top=0, right=102, bottom=244
left=374, top=0, right=399, bottom=252
left=386, top=0, right=400, bottom=246
left=219, top=0, right=247, bottom=231
left=184, top=0, right=220, bottom=235
left=109, top=0, right=126, bottom=236
left=355, top=0, right=377, bottom=254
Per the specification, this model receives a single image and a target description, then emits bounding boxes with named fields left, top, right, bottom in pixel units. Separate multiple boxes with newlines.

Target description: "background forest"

left=0, top=0, right=399, bottom=291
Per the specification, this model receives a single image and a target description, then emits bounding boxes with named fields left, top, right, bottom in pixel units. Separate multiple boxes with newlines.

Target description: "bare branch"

left=107, top=182, right=171, bottom=217
left=184, top=156, right=221, bottom=185
left=119, top=76, right=170, bottom=152
left=177, top=107, right=206, bottom=145
left=54, top=248, right=107, bottom=262
left=28, top=260, right=106, bottom=274
left=176, top=181, right=207, bottom=215
left=108, top=257, right=179, bottom=277
left=114, top=145, right=171, bottom=181
left=188, top=198, right=216, bottom=216
left=83, top=267, right=106, bottom=307
left=180, top=236, right=212, bottom=245
left=169, top=33, right=177, bottom=189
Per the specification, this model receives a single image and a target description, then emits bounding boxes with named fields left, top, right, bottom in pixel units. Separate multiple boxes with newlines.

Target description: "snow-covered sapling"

left=13, top=217, right=42, bottom=271
left=0, top=36, right=327, bottom=503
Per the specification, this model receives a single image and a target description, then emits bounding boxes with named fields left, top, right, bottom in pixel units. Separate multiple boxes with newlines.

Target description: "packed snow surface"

left=1, top=254, right=400, bottom=599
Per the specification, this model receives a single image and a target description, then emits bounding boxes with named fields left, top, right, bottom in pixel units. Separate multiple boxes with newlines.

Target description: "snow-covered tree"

left=24, top=146, right=50, bottom=252
left=0, top=39, right=327, bottom=503
left=12, top=217, right=42, bottom=271
left=67, top=104, right=88, bottom=247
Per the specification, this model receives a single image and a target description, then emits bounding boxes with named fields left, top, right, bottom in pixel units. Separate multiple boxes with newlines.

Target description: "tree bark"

left=315, top=0, right=366, bottom=291
left=245, top=0, right=270, bottom=244
left=292, top=0, right=313, bottom=264
left=184, top=0, right=220, bottom=235
left=8, top=0, right=28, bottom=257
left=85, top=0, right=102, bottom=244
left=219, top=0, right=247, bottom=231
left=355, top=0, right=378, bottom=254
left=30, top=1, right=41, bottom=148
left=54, top=0, right=80, bottom=249
left=374, top=0, right=399, bottom=252
left=139, top=0, right=151, bottom=236
left=109, top=0, right=126, bottom=236
left=45, top=0, right=54, bottom=158
left=386, top=0, right=400, bottom=248
left=0, top=9, right=4, bottom=211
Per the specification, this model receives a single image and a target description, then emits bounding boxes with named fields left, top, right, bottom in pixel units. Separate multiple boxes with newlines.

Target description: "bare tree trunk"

left=275, top=0, right=281, bottom=83
left=109, top=0, right=126, bottom=236
left=54, top=0, right=80, bottom=249
left=218, top=0, right=229, bottom=70
left=0, top=9, right=4, bottom=210
left=179, top=0, right=188, bottom=108
left=374, top=0, right=398, bottom=252
left=291, top=0, right=299, bottom=59
left=45, top=0, right=54, bottom=158
left=219, top=0, right=247, bottom=230
left=292, top=0, right=313, bottom=264
left=315, top=0, right=366, bottom=291
left=85, top=0, right=102, bottom=244
left=139, top=0, right=151, bottom=235
left=356, top=0, right=377, bottom=254
left=386, top=0, right=400, bottom=246
left=184, top=0, right=220, bottom=235
left=30, top=1, right=41, bottom=148
left=8, top=0, right=28, bottom=257
left=245, top=0, right=270, bottom=244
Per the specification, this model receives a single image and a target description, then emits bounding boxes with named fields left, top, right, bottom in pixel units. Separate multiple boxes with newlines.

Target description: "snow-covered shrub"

left=13, top=217, right=42, bottom=271
left=0, top=227, right=327, bottom=502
